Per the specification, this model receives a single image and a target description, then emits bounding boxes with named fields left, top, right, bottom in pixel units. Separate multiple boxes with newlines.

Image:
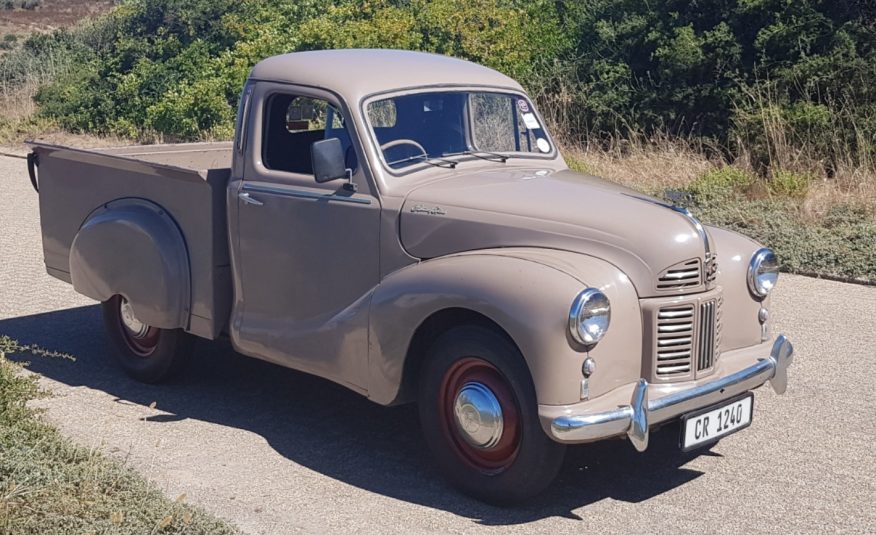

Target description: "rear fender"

left=70, top=199, right=191, bottom=329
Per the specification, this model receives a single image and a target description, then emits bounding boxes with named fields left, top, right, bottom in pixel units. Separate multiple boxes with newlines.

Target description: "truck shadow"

left=1, top=305, right=710, bottom=525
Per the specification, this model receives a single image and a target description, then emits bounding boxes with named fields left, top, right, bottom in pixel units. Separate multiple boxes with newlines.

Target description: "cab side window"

left=262, top=93, right=357, bottom=175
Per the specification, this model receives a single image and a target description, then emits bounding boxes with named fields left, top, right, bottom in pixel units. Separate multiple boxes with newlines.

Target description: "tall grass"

left=535, top=64, right=876, bottom=219
left=0, top=43, right=71, bottom=121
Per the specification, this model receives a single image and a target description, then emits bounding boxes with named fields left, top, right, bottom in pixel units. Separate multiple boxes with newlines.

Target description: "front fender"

left=707, top=226, right=769, bottom=351
left=367, top=248, right=641, bottom=406
left=70, top=199, right=191, bottom=329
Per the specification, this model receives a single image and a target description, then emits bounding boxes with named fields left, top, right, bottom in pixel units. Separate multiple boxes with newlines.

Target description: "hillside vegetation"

left=0, top=0, right=873, bottom=280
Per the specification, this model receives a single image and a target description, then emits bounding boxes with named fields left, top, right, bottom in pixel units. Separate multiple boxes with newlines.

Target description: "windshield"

left=366, top=91, right=552, bottom=171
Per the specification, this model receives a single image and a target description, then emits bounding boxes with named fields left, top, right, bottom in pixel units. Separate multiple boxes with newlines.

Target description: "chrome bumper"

left=549, top=335, right=794, bottom=451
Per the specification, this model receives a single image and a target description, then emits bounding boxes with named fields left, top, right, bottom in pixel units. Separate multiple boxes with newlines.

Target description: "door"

left=231, top=83, right=380, bottom=391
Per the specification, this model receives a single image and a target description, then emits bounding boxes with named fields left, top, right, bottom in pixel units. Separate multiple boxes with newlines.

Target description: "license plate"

left=680, top=393, right=753, bottom=452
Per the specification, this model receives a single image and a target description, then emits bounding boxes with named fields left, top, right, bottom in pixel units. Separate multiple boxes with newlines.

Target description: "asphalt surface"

left=1, top=153, right=874, bottom=534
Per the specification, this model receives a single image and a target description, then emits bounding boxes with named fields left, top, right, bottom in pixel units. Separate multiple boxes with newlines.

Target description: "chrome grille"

left=652, top=296, right=723, bottom=379
left=696, top=299, right=718, bottom=371
left=655, top=305, right=694, bottom=376
left=657, top=259, right=701, bottom=290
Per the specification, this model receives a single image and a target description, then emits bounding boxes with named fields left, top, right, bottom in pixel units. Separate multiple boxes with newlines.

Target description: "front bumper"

left=541, top=335, right=794, bottom=451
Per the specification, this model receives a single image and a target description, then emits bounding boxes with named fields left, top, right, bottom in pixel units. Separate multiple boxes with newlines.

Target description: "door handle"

left=238, top=191, right=264, bottom=206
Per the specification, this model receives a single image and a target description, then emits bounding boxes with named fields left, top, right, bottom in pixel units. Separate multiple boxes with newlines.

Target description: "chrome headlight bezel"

left=748, top=248, right=779, bottom=298
left=569, top=288, right=611, bottom=346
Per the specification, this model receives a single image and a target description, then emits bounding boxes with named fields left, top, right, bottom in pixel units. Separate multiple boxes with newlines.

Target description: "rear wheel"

left=102, top=295, right=193, bottom=383
left=418, top=326, right=566, bottom=504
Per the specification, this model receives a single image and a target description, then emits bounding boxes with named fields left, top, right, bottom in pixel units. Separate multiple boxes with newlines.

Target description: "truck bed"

left=29, top=141, right=234, bottom=339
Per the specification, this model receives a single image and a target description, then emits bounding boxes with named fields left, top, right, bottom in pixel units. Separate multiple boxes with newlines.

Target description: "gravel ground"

left=1, top=153, right=874, bottom=534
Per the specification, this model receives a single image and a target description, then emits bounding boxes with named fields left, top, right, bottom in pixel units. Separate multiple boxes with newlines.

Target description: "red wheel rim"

left=438, top=357, right=521, bottom=474
left=117, top=297, right=159, bottom=357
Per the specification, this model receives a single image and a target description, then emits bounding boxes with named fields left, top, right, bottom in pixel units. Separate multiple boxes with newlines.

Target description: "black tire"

left=418, top=325, right=566, bottom=504
left=102, top=295, right=193, bottom=383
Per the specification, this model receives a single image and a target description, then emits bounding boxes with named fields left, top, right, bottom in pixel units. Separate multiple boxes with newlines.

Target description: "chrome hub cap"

left=453, top=381, right=504, bottom=449
left=119, top=298, right=149, bottom=338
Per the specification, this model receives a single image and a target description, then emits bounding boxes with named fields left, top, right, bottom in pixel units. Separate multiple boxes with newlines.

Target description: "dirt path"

left=1, top=154, right=874, bottom=534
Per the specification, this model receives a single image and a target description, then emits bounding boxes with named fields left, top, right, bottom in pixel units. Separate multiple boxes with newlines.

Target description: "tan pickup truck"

left=28, top=49, right=793, bottom=503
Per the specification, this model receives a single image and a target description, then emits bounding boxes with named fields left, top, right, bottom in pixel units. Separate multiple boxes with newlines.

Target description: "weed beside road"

left=0, top=336, right=240, bottom=535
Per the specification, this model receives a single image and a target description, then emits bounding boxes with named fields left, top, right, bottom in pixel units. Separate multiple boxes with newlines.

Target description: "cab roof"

left=248, top=49, right=524, bottom=103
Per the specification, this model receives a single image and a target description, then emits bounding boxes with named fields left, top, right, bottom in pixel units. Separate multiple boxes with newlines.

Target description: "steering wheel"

left=380, top=138, right=427, bottom=156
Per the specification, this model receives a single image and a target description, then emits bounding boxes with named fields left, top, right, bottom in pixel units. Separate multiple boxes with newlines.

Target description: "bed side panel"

left=34, top=145, right=231, bottom=339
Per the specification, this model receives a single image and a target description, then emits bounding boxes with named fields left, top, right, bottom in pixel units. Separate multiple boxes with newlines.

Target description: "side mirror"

left=312, top=138, right=348, bottom=183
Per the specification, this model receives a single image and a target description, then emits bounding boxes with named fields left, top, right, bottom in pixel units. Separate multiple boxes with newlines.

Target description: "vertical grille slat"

left=696, top=300, right=717, bottom=371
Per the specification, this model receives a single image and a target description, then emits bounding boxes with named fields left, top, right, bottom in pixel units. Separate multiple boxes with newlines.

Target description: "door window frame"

left=245, top=81, right=377, bottom=197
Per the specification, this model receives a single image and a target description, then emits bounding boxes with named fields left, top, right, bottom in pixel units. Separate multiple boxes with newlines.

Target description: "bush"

left=1, top=0, right=41, bottom=10
left=768, top=170, right=813, bottom=198
left=686, top=167, right=755, bottom=201
left=688, top=197, right=876, bottom=281
left=21, top=0, right=566, bottom=141
left=3, top=0, right=875, bottom=180
left=0, top=37, right=13, bottom=51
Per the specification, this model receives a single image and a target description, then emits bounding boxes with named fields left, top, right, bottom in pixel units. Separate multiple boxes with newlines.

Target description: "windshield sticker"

left=522, top=112, right=540, bottom=130
left=517, top=99, right=530, bottom=113
left=536, top=138, right=551, bottom=153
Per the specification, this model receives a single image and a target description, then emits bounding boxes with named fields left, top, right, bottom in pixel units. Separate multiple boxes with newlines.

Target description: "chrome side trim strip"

left=241, top=183, right=372, bottom=205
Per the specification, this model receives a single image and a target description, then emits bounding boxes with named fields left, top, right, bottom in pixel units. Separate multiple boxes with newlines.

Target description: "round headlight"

left=748, top=248, right=779, bottom=298
left=569, top=289, right=611, bottom=346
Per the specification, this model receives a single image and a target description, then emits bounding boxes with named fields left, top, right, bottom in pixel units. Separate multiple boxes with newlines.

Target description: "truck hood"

left=400, top=167, right=713, bottom=297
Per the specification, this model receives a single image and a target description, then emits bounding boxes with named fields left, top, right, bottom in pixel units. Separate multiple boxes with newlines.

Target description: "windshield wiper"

left=446, top=150, right=508, bottom=163
left=386, top=153, right=457, bottom=169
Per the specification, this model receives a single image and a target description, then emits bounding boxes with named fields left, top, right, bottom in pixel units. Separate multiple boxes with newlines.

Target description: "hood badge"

left=410, top=204, right=446, bottom=216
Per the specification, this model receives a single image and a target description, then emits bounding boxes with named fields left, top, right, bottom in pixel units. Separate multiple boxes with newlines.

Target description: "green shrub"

left=686, top=198, right=876, bottom=281
left=768, top=170, right=813, bottom=198
left=563, top=153, right=592, bottom=174
left=4, top=0, right=876, bottom=173
left=1, top=0, right=41, bottom=9
left=21, top=0, right=566, bottom=141
left=686, top=167, right=755, bottom=201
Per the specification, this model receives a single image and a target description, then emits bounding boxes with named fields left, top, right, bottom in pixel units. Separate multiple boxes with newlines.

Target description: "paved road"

left=1, top=154, right=874, bottom=534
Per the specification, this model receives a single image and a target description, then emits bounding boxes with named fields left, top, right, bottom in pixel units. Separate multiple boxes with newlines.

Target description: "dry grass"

left=798, top=163, right=876, bottom=219
left=0, top=50, right=66, bottom=120
left=560, top=136, right=876, bottom=220
left=0, top=0, right=114, bottom=33
left=560, top=136, right=719, bottom=192
left=560, top=135, right=875, bottom=282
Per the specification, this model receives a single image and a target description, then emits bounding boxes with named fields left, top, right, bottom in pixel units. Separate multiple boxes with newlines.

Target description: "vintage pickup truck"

left=28, top=49, right=793, bottom=503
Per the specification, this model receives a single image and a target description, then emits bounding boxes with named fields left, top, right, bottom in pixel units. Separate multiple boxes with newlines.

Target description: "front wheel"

left=102, top=295, right=193, bottom=383
left=418, top=326, right=566, bottom=504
